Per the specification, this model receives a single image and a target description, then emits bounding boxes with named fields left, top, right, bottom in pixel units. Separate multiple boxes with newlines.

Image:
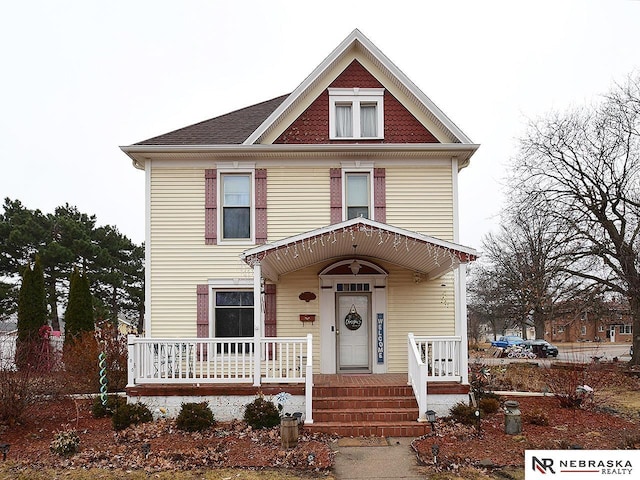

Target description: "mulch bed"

left=0, top=397, right=334, bottom=473
left=412, top=395, right=640, bottom=471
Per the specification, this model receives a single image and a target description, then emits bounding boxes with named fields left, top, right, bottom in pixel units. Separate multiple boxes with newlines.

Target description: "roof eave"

left=120, top=142, right=479, bottom=167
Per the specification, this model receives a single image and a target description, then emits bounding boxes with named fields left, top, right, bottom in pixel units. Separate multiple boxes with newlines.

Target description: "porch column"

left=456, top=264, right=469, bottom=384
left=253, top=261, right=262, bottom=387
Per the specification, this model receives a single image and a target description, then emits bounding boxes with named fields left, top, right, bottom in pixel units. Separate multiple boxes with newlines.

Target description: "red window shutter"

left=374, top=168, right=386, bottom=223
left=196, top=284, right=209, bottom=338
left=330, top=168, right=342, bottom=224
left=264, top=283, right=276, bottom=337
left=204, top=169, right=217, bottom=244
left=255, top=169, right=267, bottom=244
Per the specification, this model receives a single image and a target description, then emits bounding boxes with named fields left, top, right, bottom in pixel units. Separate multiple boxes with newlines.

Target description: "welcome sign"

left=376, top=313, right=384, bottom=363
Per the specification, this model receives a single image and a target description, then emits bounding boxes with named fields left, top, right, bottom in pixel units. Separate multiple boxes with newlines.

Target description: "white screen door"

left=336, top=293, right=370, bottom=371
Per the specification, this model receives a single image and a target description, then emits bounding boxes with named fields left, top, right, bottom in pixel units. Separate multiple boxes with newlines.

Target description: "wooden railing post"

left=304, top=333, right=313, bottom=424
left=127, top=334, right=136, bottom=388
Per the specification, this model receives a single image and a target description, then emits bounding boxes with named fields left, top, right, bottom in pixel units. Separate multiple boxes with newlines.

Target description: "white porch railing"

left=407, top=333, right=462, bottom=421
left=127, top=334, right=314, bottom=424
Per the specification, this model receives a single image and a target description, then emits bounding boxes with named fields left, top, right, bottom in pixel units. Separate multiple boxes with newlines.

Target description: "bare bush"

left=540, top=361, right=619, bottom=408
left=0, top=339, right=63, bottom=426
left=61, top=325, right=128, bottom=394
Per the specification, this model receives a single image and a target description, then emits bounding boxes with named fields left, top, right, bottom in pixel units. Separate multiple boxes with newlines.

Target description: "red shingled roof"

left=135, top=94, right=289, bottom=146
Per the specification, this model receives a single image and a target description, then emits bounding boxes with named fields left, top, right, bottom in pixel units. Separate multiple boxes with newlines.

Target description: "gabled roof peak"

left=244, top=29, right=473, bottom=145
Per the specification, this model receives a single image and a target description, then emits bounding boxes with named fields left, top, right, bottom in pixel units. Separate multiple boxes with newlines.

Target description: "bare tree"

left=479, top=208, right=580, bottom=339
left=512, top=73, right=640, bottom=364
left=467, top=261, right=515, bottom=340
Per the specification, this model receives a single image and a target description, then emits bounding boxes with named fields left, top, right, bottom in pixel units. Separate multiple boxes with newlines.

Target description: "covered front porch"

left=126, top=218, right=477, bottom=429
left=126, top=333, right=468, bottom=424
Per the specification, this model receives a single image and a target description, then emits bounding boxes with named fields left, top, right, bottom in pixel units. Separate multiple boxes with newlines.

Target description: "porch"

left=125, top=333, right=468, bottom=431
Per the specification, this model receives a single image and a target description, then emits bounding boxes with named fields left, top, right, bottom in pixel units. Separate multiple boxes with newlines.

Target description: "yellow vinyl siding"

left=382, top=263, right=455, bottom=373
left=267, top=167, right=330, bottom=241
left=386, top=166, right=453, bottom=241
left=271, top=267, right=321, bottom=372
left=149, top=167, right=252, bottom=337
left=148, top=163, right=457, bottom=374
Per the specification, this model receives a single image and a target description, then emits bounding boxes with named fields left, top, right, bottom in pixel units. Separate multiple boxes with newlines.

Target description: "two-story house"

left=121, top=29, right=479, bottom=437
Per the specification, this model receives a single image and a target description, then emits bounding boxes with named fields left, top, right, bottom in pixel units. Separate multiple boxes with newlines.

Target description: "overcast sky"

left=1, top=0, right=639, bottom=250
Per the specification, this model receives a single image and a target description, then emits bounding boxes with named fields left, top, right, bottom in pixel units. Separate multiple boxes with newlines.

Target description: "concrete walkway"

left=332, top=437, right=427, bottom=479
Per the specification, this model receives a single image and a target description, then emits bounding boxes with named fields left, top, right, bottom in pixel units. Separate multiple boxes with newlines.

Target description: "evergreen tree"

left=64, top=267, right=94, bottom=342
left=15, top=255, right=47, bottom=369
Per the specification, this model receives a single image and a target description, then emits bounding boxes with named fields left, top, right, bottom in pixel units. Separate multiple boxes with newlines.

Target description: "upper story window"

left=345, top=171, right=372, bottom=220
left=329, top=88, right=384, bottom=140
left=221, top=172, right=252, bottom=241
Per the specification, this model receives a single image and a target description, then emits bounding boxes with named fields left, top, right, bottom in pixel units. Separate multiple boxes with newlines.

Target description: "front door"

left=336, top=293, right=370, bottom=371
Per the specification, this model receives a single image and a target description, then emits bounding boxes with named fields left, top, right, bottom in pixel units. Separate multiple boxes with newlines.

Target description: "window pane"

left=223, top=207, right=250, bottom=238
left=239, top=291, right=254, bottom=306
left=216, top=291, right=242, bottom=306
left=347, top=206, right=369, bottom=219
left=347, top=174, right=369, bottom=205
left=336, top=104, right=352, bottom=137
left=360, top=104, right=377, bottom=137
left=223, top=175, right=250, bottom=206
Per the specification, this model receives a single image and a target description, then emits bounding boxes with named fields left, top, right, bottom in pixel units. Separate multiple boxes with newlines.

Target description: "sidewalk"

left=331, top=437, right=426, bottom=479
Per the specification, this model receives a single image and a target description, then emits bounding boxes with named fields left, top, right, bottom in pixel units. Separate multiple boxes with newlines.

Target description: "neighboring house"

left=121, top=30, right=479, bottom=435
left=547, top=300, right=632, bottom=344
left=117, top=317, right=138, bottom=336
left=0, top=329, right=17, bottom=369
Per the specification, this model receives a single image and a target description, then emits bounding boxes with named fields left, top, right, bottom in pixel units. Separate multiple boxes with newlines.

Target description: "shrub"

left=0, top=349, right=63, bottom=426
left=61, top=324, right=129, bottom=394
left=540, top=362, right=615, bottom=409
left=62, top=330, right=100, bottom=393
left=448, top=402, right=479, bottom=426
left=243, top=396, right=280, bottom=429
left=50, top=429, right=80, bottom=456
left=524, top=409, right=549, bottom=426
left=479, top=397, right=500, bottom=415
left=91, top=394, right=126, bottom=418
left=176, top=402, right=216, bottom=432
left=111, top=402, right=152, bottom=431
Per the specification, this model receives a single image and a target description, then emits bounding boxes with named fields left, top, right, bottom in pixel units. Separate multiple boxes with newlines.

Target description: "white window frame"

left=329, top=88, right=384, bottom=140
left=207, top=279, right=254, bottom=338
left=342, top=167, right=374, bottom=221
left=622, top=324, right=632, bottom=334
left=580, top=326, right=587, bottom=336
left=217, top=166, right=255, bottom=245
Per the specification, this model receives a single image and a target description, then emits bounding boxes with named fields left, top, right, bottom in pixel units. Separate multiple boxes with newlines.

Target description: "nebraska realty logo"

left=525, top=451, right=637, bottom=479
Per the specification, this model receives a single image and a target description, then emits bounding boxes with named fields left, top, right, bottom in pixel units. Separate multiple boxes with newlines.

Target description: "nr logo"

left=532, top=456, right=556, bottom=474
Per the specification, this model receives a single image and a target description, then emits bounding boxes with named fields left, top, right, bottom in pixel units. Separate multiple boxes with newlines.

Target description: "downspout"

left=144, top=159, right=152, bottom=337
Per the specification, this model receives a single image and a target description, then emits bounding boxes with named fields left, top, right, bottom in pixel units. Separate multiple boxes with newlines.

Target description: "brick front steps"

left=305, top=383, right=429, bottom=437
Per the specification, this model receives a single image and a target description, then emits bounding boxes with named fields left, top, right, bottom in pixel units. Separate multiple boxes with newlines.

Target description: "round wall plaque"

left=344, top=304, right=362, bottom=331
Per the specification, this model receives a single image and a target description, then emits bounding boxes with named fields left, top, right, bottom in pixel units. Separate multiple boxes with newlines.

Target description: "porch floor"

left=314, top=373, right=407, bottom=386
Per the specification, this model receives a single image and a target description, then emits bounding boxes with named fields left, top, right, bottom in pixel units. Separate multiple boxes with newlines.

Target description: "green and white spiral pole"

left=98, top=351, right=108, bottom=406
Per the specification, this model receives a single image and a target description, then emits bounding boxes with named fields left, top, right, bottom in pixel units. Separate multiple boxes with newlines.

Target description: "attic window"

left=329, top=88, right=384, bottom=140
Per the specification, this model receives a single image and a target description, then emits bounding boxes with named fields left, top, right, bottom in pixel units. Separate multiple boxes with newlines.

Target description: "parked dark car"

left=522, top=339, right=559, bottom=358
left=491, top=335, right=525, bottom=348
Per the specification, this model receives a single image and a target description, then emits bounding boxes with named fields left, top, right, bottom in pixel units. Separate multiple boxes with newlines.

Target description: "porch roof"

left=240, top=218, right=479, bottom=282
